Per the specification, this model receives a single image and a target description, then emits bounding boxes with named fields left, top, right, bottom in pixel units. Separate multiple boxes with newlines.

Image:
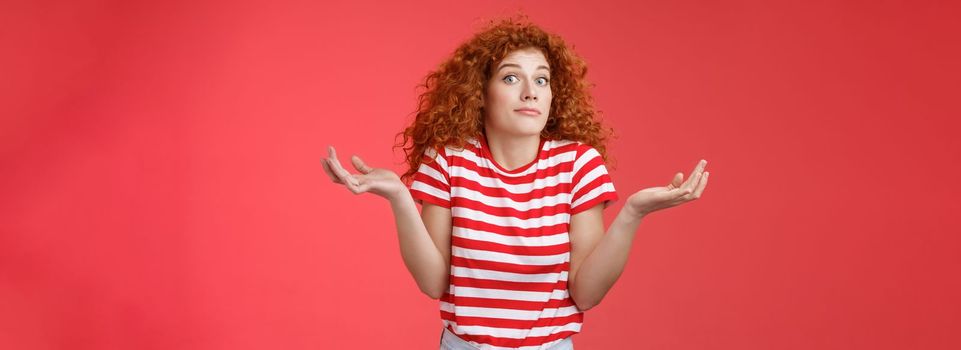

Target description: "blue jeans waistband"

left=439, top=327, right=574, bottom=350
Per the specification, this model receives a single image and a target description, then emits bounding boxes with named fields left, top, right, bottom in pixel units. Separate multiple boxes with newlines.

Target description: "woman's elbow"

left=423, top=288, right=444, bottom=299
left=420, top=280, right=448, bottom=299
left=572, top=293, right=599, bottom=311
left=574, top=298, right=597, bottom=311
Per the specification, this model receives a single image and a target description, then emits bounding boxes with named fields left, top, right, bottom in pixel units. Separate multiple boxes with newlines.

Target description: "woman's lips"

left=514, top=108, right=541, bottom=116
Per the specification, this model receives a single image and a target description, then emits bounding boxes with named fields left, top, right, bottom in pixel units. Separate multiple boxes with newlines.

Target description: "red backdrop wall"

left=2, top=0, right=959, bottom=349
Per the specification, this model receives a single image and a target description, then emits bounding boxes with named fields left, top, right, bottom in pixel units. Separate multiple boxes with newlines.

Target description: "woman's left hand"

left=625, top=159, right=710, bottom=219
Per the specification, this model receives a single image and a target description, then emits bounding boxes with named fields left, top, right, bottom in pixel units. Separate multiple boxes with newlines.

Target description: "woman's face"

left=483, top=47, right=553, bottom=138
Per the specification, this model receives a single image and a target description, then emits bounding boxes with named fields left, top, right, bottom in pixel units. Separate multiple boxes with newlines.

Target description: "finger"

left=325, top=158, right=348, bottom=183
left=327, top=157, right=359, bottom=187
left=692, top=160, right=709, bottom=189
left=692, top=171, right=709, bottom=198
left=328, top=145, right=340, bottom=162
left=321, top=158, right=344, bottom=184
left=327, top=146, right=363, bottom=187
left=328, top=146, right=361, bottom=186
left=351, top=155, right=373, bottom=174
left=681, top=159, right=707, bottom=190
left=669, top=172, right=683, bottom=189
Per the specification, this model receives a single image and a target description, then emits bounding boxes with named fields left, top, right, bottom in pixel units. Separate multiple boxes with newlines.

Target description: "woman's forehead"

left=496, top=48, right=550, bottom=70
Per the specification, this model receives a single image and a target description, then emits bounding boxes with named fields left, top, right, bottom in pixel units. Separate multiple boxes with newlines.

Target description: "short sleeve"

left=570, top=144, right=618, bottom=214
left=409, top=146, right=452, bottom=208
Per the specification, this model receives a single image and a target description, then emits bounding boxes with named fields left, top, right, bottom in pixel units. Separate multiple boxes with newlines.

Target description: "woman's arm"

left=568, top=205, right=641, bottom=311
left=322, top=146, right=451, bottom=299
left=569, top=159, right=710, bottom=311
left=389, top=191, right=452, bottom=299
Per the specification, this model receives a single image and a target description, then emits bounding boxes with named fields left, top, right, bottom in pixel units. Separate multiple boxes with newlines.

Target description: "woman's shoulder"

left=424, top=139, right=481, bottom=159
left=547, top=138, right=596, bottom=154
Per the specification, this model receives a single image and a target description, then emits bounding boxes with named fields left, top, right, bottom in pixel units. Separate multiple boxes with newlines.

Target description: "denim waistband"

left=439, top=327, right=574, bottom=350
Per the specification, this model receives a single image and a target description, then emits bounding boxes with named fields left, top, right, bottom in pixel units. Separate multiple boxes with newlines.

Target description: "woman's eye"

left=503, top=75, right=518, bottom=84
left=536, top=77, right=549, bottom=86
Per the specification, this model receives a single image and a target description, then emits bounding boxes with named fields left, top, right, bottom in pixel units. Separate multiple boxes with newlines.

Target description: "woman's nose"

left=522, top=82, right=537, bottom=101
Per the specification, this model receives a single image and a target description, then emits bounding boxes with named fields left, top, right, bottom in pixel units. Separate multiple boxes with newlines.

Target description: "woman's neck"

left=482, top=129, right=541, bottom=171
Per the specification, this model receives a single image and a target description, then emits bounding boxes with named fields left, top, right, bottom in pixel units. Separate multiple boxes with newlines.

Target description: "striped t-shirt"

left=408, top=135, right=619, bottom=350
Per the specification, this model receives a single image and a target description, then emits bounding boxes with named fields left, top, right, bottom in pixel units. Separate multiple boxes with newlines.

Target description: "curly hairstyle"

left=394, top=15, right=615, bottom=185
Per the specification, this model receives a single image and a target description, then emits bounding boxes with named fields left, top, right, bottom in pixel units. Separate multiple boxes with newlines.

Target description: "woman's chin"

left=487, top=122, right=547, bottom=138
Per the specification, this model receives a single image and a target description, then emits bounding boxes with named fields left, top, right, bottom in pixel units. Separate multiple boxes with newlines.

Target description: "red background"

left=2, top=1, right=959, bottom=349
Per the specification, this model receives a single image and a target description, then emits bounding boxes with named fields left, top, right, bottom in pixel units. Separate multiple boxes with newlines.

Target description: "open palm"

left=626, top=159, right=710, bottom=218
left=321, top=145, right=406, bottom=200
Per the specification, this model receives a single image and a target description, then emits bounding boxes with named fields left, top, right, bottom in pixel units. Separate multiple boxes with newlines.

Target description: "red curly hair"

left=395, top=15, right=615, bottom=185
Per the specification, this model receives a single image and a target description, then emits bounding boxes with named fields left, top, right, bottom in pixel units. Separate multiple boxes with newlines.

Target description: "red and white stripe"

left=410, top=137, right=618, bottom=349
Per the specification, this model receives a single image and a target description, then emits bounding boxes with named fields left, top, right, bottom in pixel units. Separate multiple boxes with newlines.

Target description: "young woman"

left=322, top=17, right=710, bottom=350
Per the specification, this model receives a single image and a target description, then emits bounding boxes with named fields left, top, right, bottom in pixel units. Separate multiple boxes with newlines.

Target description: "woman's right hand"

left=322, top=145, right=407, bottom=201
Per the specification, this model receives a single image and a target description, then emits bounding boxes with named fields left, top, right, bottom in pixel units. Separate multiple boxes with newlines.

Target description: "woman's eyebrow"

left=496, top=63, right=551, bottom=72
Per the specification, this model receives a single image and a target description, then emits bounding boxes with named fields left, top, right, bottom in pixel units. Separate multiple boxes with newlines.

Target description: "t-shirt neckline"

left=478, top=133, right=547, bottom=175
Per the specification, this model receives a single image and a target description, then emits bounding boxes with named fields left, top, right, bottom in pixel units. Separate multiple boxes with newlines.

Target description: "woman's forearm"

left=388, top=189, right=449, bottom=299
left=570, top=206, right=644, bottom=310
